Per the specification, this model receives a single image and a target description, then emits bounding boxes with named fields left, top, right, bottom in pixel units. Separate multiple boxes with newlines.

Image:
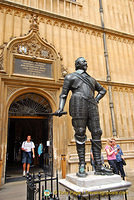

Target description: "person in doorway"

left=21, top=135, right=35, bottom=176
left=38, top=142, right=44, bottom=169
left=111, top=138, right=126, bottom=180
left=105, top=138, right=119, bottom=175
left=90, top=149, right=95, bottom=171
left=14, top=136, right=21, bottom=162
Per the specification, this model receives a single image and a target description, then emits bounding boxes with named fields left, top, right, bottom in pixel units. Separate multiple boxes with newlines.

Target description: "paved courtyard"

left=0, top=168, right=134, bottom=200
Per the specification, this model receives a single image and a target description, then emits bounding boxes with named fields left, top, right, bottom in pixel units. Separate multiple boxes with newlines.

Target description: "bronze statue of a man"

left=56, top=57, right=112, bottom=176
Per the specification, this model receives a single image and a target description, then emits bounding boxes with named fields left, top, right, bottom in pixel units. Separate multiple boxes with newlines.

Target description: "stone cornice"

left=94, top=80, right=134, bottom=89
left=0, top=0, right=134, bottom=41
left=0, top=74, right=63, bottom=88
left=1, top=74, right=134, bottom=89
left=99, top=80, right=134, bottom=89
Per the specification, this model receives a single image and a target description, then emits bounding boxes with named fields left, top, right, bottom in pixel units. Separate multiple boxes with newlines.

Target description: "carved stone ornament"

left=10, top=15, right=57, bottom=60
left=5, top=13, right=60, bottom=62
left=12, top=37, right=55, bottom=60
left=0, top=56, right=3, bottom=70
left=61, top=64, right=68, bottom=77
left=12, top=21, right=54, bottom=60
left=1, top=14, right=63, bottom=78
left=57, top=52, right=68, bottom=77
left=7, top=86, right=20, bottom=99
left=29, top=14, right=39, bottom=32
left=0, top=43, right=7, bottom=70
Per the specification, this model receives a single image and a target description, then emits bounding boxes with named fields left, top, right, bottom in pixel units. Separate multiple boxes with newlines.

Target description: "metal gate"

left=27, top=171, right=59, bottom=200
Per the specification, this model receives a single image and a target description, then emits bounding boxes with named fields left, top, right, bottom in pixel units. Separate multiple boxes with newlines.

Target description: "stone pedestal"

left=59, top=172, right=131, bottom=200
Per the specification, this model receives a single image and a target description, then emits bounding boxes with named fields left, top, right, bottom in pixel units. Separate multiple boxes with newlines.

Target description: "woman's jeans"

left=108, top=159, right=119, bottom=174
left=117, top=161, right=126, bottom=178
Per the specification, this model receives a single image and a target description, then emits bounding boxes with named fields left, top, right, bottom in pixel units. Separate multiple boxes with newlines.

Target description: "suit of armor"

left=56, top=57, right=112, bottom=176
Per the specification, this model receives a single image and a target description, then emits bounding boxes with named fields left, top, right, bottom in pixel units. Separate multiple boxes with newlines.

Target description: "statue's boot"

left=76, top=143, right=88, bottom=177
left=91, top=139, right=113, bottom=175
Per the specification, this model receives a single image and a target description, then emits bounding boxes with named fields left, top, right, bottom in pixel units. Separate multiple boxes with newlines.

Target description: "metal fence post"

left=27, top=170, right=60, bottom=200
left=38, top=172, right=41, bottom=200
left=27, top=176, right=30, bottom=200
left=51, top=172, right=53, bottom=195
left=56, top=171, right=59, bottom=199
left=108, top=190, right=111, bottom=200
left=27, top=174, right=34, bottom=200
left=42, top=185, right=44, bottom=200
left=125, top=190, right=127, bottom=200
left=77, top=194, right=82, bottom=200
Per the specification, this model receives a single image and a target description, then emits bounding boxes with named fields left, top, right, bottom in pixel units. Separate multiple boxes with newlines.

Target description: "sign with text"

left=14, top=58, right=52, bottom=78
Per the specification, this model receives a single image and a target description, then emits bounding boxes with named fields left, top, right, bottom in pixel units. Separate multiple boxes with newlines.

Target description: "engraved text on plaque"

left=14, top=58, right=52, bottom=78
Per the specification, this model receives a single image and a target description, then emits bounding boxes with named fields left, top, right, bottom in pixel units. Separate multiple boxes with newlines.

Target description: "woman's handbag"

left=122, top=158, right=126, bottom=166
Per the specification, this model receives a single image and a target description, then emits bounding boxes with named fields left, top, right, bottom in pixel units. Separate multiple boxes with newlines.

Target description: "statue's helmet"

left=75, top=57, right=87, bottom=71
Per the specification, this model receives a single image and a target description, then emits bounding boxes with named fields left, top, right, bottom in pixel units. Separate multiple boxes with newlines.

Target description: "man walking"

left=21, top=135, right=35, bottom=176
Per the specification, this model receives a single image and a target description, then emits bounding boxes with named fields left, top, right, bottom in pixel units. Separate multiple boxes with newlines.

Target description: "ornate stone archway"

left=9, top=92, right=52, bottom=116
left=7, top=92, right=54, bottom=178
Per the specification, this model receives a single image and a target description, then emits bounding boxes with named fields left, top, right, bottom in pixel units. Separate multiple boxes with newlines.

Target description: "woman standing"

left=105, top=138, right=119, bottom=174
left=112, top=138, right=126, bottom=180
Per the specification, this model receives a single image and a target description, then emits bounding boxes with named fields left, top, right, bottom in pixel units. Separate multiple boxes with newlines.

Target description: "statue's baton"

left=52, top=111, right=67, bottom=116
left=40, top=111, right=67, bottom=117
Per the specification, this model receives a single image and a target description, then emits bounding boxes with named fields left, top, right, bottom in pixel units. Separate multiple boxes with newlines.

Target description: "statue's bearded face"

left=75, top=57, right=88, bottom=71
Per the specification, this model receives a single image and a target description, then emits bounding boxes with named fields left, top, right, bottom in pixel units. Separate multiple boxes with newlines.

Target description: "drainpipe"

left=99, top=0, right=117, bottom=136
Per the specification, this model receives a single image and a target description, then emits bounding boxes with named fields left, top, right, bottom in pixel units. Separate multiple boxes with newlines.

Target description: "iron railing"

left=27, top=171, right=59, bottom=200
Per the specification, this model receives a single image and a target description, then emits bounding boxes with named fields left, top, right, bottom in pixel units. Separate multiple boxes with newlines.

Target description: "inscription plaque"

left=14, top=58, right=52, bottom=78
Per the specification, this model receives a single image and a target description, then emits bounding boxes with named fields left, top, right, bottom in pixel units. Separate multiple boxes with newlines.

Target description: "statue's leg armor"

left=87, top=104, right=102, bottom=171
left=76, top=143, right=85, bottom=172
left=88, top=104, right=113, bottom=175
left=72, top=119, right=87, bottom=177
left=91, top=135, right=102, bottom=173
left=69, top=94, right=88, bottom=177
left=91, top=136, right=113, bottom=175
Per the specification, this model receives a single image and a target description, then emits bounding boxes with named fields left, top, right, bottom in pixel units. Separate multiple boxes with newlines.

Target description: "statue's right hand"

left=54, top=109, right=63, bottom=117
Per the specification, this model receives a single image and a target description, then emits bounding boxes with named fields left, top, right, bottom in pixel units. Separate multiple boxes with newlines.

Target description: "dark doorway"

left=6, top=93, right=53, bottom=182
left=6, top=117, right=48, bottom=172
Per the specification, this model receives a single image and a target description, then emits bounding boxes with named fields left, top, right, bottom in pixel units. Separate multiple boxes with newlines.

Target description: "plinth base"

left=59, top=172, right=131, bottom=200
left=76, top=172, right=88, bottom=177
